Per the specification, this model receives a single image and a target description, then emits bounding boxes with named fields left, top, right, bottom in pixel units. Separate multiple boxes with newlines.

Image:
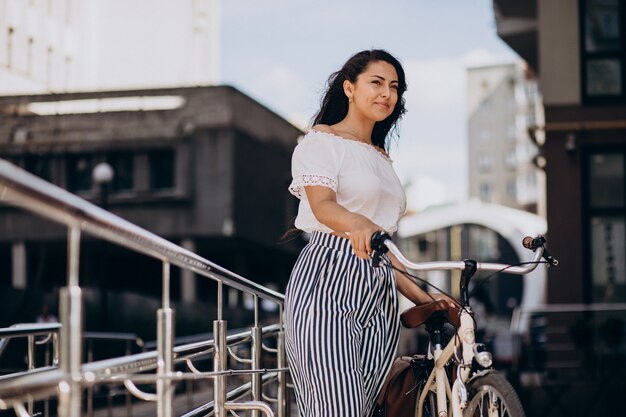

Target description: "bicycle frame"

left=379, top=237, right=546, bottom=417
left=415, top=305, right=478, bottom=417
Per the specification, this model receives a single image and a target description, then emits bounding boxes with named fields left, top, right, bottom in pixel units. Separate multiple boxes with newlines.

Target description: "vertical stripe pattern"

left=285, top=231, right=400, bottom=417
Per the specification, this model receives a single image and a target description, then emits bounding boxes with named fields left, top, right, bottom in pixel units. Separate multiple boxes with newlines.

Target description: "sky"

left=219, top=0, right=518, bottom=211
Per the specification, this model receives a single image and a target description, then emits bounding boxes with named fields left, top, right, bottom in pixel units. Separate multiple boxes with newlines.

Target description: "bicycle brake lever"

left=370, top=231, right=391, bottom=268
left=371, top=251, right=382, bottom=268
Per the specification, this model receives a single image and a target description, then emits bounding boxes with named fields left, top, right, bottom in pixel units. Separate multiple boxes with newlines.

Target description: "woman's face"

left=345, top=60, right=399, bottom=122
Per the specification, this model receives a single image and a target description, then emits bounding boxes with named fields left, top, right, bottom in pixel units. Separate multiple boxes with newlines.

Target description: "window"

left=506, top=180, right=517, bottom=198
left=107, top=152, right=134, bottom=192
left=504, top=149, right=517, bottom=170
left=24, top=155, right=53, bottom=182
left=7, top=27, right=14, bottom=69
left=478, top=129, right=492, bottom=143
left=27, top=38, right=34, bottom=75
left=590, top=153, right=624, bottom=207
left=479, top=183, right=493, bottom=201
left=46, top=47, right=54, bottom=88
left=507, top=125, right=517, bottom=141
left=477, top=153, right=493, bottom=172
left=149, top=149, right=175, bottom=191
left=67, top=154, right=93, bottom=192
left=587, top=151, right=626, bottom=303
left=581, top=0, right=626, bottom=103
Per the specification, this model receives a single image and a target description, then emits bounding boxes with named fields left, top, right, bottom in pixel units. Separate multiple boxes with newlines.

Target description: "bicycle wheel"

left=463, top=372, right=525, bottom=417
left=414, top=381, right=437, bottom=417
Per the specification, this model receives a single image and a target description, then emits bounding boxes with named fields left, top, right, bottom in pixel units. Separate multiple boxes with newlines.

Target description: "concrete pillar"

left=12, top=241, right=27, bottom=289
left=180, top=238, right=196, bottom=303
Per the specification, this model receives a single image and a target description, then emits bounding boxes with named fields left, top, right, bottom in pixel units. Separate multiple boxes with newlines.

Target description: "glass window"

left=478, top=153, right=493, bottom=172
left=149, top=149, right=175, bottom=191
left=66, top=154, right=93, bottom=192
left=506, top=125, right=517, bottom=140
left=505, top=150, right=517, bottom=170
left=587, top=150, right=626, bottom=304
left=591, top=216, right=625, bottom=302
left=479, top=129, right=492, bottom=143
left=585, top=0, right=621, bottom=52
left=107, top=152, right=134, bottom=192
left=581, top=0, right=625, bottom=102
left=586, top=59, right=622, bottom=95
left=506, top=180, right=517, bottom=198
left=479, top=183, right=493, bottom=201
left=7, top=27, right=14, bottom=69
left=590, top=153, right=624, bottom=207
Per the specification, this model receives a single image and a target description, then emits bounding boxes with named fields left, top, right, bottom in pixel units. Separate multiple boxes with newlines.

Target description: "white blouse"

left=289, top=130, right=407, bottom=234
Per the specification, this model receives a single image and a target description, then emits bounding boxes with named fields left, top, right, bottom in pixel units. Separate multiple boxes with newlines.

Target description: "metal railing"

left=0, top=159, right=289, bottom=417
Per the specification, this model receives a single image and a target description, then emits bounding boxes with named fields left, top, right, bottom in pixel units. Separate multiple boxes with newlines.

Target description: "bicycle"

left=370, top=232, right=558, bottom=417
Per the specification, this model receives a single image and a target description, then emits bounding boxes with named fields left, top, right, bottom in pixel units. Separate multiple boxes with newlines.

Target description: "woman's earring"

left=348, top=96, right=353, bottom=103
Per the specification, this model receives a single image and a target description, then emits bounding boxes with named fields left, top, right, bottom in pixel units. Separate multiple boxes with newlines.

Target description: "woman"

left=285, top=49, right=451, bottom=417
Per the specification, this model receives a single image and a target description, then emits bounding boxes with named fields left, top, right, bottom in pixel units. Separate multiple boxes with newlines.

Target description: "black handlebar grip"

left=522, top=235, right=546, bottom=250
left=371, top=231, right=392, bottom=255
left=522, top=235, right=559, bottom=267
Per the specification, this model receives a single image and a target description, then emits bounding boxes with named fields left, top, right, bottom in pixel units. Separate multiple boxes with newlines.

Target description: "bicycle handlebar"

left=371, top=231, right=557, bottom=274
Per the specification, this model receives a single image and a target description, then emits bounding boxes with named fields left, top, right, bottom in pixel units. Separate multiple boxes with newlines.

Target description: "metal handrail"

left=180, top=372, right=279, bottom=417
left=0, top=158, right=288, bottom=417
left=0, top=159, right=284, bottom=305
left=0, top=324, right=61, bottom=339
left=0, top=323, right=61, bottom=360
left=0, top=324, right=283, bottom=399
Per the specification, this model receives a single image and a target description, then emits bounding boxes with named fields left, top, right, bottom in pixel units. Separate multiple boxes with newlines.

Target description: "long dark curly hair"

left=311, top=49, right=408, bottom=152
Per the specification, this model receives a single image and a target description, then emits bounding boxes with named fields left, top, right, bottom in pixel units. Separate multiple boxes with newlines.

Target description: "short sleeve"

left=288, top=133, right=340, bottom=199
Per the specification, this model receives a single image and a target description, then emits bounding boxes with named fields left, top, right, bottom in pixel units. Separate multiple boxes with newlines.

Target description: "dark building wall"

left=543, top=129, right=585, bottom=304
left=233, top=130, right=295, bottom=246
left=0, top=86, right=303, bottom=310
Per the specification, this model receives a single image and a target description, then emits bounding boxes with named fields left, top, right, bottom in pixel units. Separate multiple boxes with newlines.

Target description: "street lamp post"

left=92, top=162, right=114, bottom=209
left=92, top=162, right=114, bottom=330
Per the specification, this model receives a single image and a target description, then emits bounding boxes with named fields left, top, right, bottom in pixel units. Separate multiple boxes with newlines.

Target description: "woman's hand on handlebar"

left=349, top=214, right=382, bottom=260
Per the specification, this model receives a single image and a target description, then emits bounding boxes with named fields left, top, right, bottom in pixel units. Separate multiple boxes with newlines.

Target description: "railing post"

left=277, top=305, right=286, bottom=417
left=58, top=226, right=83, bottom=417
left=125, top=340, right=133, bottom=417
left=157, top=261, right=174, bottom=417
left=214, top=281, right=227, bottom=417
left=251, top=296, right=262, bottom=417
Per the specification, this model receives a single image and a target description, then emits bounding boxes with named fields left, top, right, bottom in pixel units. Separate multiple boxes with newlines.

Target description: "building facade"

left=495, top=0, right=626, bottom=306
left=0, top=0, right=220, bottom=94
left=467, top=62, right=545, bottom=215
left=494, top=1, right=626, bottom=414
left=0, top=86, right=302, bottom=332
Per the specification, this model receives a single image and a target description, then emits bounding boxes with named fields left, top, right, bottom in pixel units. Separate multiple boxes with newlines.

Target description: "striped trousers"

left=285, top=231, right=399, bottom=417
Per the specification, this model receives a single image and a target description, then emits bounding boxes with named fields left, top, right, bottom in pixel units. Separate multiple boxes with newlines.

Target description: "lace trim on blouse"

left=289, top=174, right=338, bottom=198
left=309, top=129, right=393, bottom=163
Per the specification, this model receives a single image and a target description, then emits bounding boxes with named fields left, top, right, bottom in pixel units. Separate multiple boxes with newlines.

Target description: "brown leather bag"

left=373, top=355, right=429, bottom=417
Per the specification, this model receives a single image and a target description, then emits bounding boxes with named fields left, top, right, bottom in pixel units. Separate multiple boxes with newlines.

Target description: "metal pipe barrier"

left=0, top=159, right=289, bottom=417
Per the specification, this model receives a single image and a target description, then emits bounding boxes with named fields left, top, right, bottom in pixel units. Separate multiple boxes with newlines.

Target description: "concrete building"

left=467, top=62, right=545, bottom=215
left=0, top=86, right=303, bottom=331
left=0, top=0, right=220, bottom=94
left=494, top=1, right=626, bottom=414
left=495, top=0, right=626, bottom=306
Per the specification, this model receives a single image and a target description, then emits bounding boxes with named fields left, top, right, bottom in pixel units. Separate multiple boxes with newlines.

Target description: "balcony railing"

left=0, top=159, right=288, bottom=417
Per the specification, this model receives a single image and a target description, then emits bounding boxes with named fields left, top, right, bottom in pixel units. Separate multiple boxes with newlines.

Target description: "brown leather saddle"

left=400, top=300, right=462, bottom=329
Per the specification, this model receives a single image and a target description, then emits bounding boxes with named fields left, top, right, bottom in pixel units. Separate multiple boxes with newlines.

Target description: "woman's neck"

left=332, top=113, right=375, bottom=145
